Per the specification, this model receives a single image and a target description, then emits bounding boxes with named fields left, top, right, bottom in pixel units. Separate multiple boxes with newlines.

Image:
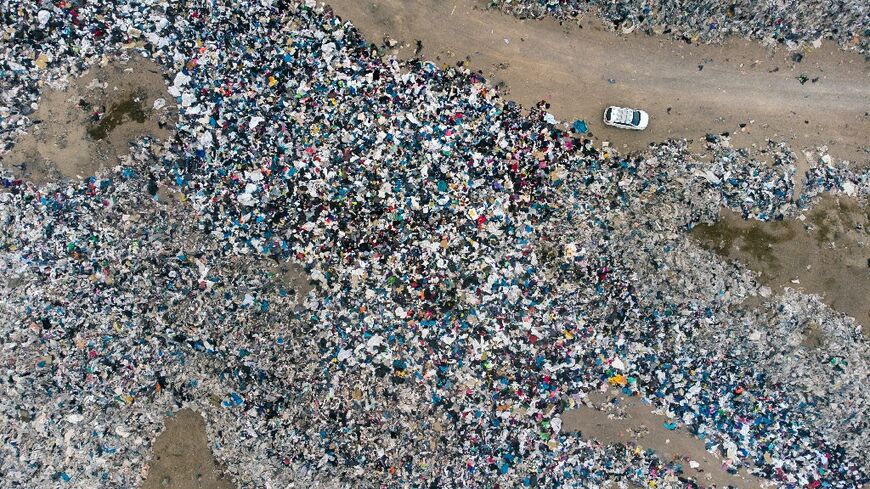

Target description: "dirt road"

left=326, top=0, right=870, bottom=165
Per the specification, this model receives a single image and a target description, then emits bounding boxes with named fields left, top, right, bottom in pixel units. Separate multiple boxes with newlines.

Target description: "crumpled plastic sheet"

left=0, top=0, right=869, bottom=487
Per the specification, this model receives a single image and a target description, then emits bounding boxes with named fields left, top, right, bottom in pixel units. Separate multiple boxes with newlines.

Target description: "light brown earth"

left=563, top=393, right=767, bottom=488
left=142, top=409, right=235, bottom=489
left=0, top=54, right=175, bottom=183
left=271, top=261, right=317, bottom=301
left=326, top=0, right=870, bottom=167
left=691, top=195, right=870, bottom=335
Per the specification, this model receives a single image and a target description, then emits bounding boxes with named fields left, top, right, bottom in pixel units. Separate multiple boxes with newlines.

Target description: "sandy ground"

left=692, top=195, right=870, bottom=335
left=0, top=54, right=175, bottom=183
left=141, top=409, right=235, bottom=489
left=563, top=393, right=767, bottom=488
left=326, top=0, right=870, bottom=167
left=272, top=261, right=316, bottom=301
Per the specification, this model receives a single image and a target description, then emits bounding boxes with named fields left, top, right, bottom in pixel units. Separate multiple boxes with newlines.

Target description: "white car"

left=603, top=106, right=649, bottom=130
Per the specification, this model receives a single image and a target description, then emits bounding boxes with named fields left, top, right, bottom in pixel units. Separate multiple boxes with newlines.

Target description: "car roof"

left=609, top=107, right=636, bottom=125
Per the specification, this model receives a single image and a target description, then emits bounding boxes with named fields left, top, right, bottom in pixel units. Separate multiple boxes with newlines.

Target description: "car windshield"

left=631, top=111, right=641, bottom=126
left=605, top=107, right=612, bottom=121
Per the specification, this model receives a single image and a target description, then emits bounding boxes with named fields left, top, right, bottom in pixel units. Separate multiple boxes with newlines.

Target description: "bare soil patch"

left=271, top=261, right=316, bottom=302
left=563, top=393, right=766, bottom=488
left=691, top=195, right=870, bottom=334
left=1, top=54, right=175, bottom=183
left=142, top=409, right=236, bottom=489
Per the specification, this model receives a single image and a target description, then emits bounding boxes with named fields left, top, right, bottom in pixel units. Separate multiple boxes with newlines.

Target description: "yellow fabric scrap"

left=608, top=374, right=628, bottom=387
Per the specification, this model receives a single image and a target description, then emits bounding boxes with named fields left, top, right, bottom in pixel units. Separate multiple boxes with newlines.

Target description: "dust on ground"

left=0, top=54, right=175, bottom=183
left=326, top=0, right=870, bottom=167
left=270, top=261, right=316, bottom=302
left=142, top=409, right=236, bottom=489
left=691, top=195, right=870, bottom=334
left=563, top=393, right=767, bottom=488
